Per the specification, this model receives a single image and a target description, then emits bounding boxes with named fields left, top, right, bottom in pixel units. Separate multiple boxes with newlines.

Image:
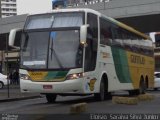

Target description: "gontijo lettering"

left=131, top=55, right=145, bottom=64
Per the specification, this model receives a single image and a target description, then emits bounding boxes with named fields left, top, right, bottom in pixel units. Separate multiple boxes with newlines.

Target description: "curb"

left=112, top=96, right=138, bottom=105
left=138, top=93, right=154, bottom=101
left=70, top=102, right=87, bottom=114
left=0, top=95, right=42, bottom=103
left=112, top=94, right=154, bottom=105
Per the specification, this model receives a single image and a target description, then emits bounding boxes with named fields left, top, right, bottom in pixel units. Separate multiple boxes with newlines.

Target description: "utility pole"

left=103, top=0, right=106, bottom=10
left=0, top=0, right=1, bottom=18
left=6, top=34, right=10, bottom=98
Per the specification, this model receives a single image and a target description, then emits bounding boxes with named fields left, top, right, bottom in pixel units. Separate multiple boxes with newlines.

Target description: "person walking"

left=9, top=71, right=14, bottom=84
left=13, top=70, right=19, bottom=85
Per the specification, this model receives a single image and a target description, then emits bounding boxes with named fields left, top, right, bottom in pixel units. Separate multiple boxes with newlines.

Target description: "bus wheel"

left=139, top=80, right=146, bottom=94
left=94, top=79, right=105, bottom=101
left=45, top=94, right=57, bottom=103
left=154, top=88, right=158, bottom=91
left=128, top=90, right=139, bottom=96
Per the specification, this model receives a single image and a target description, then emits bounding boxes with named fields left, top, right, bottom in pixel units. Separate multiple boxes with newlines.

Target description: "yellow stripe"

left=29, top=72, right=48, bottom=80
left=108, top=17, right=150, bottom=40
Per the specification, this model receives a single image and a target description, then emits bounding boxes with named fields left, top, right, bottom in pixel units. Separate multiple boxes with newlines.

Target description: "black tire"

left=46, top=94, right=57, bottom=103
left=145, top=79, right=149, bottom=89
left=128, top=89, right=140, bottom=96
left=139, top=80, right=146, bottom=94
left=154, top=88, right=158, bottom=91
left=0, top=82, right=4, bottom=89
left=94, top=79, right=105, bottom=101
left=129, top=79, right=146, bottom=96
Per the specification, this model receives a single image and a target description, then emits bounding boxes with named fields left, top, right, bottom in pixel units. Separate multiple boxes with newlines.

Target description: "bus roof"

left=29, top=8, right=101, bottom=17
left=29, top=8, right=150, bottom=40
left=51, top=8, right=101, bottom=15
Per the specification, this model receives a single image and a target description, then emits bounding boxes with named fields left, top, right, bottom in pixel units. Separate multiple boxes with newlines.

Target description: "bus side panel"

left=110, top=46, right=154, bottom=90
left=98, top=46, right=133, bottom=92
left=126, top=51, right=154, bottom=89
left=111, top=47, right=132, bottom=83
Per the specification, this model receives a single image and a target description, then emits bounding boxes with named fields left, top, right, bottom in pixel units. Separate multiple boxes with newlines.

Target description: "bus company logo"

left=130, top=55, right=145, bottom=64
left=88, top=78, right=96, bottom=91
left=30, top=72, right=43, bottom=76
left=28, top=72, right=48, bottom=80
left=101, top=52, right=110, bottom=58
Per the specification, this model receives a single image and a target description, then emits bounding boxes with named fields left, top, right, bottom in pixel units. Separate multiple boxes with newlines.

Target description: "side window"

left=155, top=34, right=160, bottom=47
left=100, top=17, right=112, bottom=45
left=111, top=25, right=123, bottom=47
left=84, top=13, right=98, bottom=72
left=123, top=30, right=133, bottom=51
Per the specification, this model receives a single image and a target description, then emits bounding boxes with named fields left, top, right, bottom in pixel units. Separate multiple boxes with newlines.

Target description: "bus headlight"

left=20, top=74, right=31, bottom=80
left=66, top=73, right=84, bottom=80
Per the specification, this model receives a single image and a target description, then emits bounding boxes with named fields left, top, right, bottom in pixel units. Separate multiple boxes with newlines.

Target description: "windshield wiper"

left=50, top=38, right=64, bottom=69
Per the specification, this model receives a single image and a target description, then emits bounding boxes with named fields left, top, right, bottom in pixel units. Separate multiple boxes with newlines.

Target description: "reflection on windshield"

left=21, top=32, right=49, bottom=69
left=48, top=30, right=81, bottom=69
left=50, top=31, right=64, bottom=68
left=20, top=30, right=83, bottom=69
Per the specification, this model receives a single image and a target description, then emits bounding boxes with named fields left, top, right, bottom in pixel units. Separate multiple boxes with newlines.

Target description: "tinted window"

left=155, top=34, right=160, bottom=47
left=100, top=17, right=112, bottom=45
left=84, top=13, right=98, bottom=72
left=111, top=25, right=124, bottom=47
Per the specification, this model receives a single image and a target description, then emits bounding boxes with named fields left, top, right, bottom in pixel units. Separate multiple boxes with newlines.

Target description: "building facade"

left=0, top=14, right=27, bottom=74
left=0, top=0, right=17, bottom=18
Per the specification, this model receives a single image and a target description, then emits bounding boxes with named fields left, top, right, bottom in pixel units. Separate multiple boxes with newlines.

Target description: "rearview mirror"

left=9, top=28, right=22, bottom=49
left=80, top=25, right=89, bottom=46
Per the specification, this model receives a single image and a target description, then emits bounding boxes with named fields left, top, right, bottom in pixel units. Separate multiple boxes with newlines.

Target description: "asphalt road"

left=0, top=90, right=160, bottom=120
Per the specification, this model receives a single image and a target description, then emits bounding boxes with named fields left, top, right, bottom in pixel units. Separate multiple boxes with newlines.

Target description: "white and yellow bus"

left=9, top=8, right=154, bottom=103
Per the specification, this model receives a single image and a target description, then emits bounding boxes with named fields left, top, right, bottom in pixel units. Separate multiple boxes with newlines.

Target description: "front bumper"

left=20, top=78, right=85, bottom=94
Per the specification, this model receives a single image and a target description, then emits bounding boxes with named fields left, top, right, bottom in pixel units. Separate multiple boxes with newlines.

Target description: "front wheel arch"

left=139, top=76, right=146, bottom=94
left=145, top=76, right=149, bottom=89
left=94, top=73, right=110, bottom=101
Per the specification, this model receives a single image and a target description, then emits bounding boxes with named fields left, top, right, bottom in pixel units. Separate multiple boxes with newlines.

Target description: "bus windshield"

left=20, top=29, right=83, bottom=69
left=20, top=12, right=84, bottom=70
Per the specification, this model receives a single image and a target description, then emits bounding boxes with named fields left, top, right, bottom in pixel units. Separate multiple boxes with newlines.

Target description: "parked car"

left=154, top=72, right=160, bottom=90
left=0, top=73, right=9, bottom=89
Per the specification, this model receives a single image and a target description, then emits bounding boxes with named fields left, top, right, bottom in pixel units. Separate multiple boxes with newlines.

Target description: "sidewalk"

left=0, top=84, right=41, bottom=102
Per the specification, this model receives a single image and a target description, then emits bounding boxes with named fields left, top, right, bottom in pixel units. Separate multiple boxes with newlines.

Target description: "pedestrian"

left=9, top=72, right=14, bottom=84
left=13, top=70, right=19, bottom=85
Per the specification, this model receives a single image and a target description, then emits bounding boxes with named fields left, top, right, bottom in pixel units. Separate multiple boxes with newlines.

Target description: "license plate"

left=43, top=85, right=52, bottom=89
